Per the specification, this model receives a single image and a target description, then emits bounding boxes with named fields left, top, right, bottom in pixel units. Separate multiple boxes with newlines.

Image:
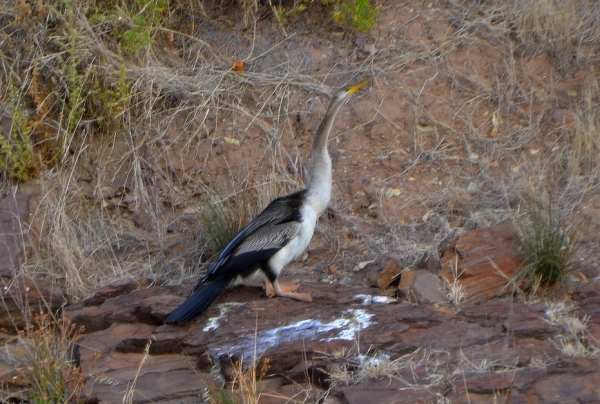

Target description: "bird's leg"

left=271, top=279, right=312, bottom=302
left=263, top=279, right=300, bottom=297
left=263, top=279, right=275, bottom=298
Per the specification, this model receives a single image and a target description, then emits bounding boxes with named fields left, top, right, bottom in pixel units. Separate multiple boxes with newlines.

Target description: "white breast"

left=268, top=203, right=319, bottom=276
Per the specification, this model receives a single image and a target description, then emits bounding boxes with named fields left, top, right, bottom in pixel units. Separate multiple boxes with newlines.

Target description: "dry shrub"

left=505, top=0, right=599, bottom=68
left=450, top=0, right=600, bottom=70
left=16, top=313, right=88, bottom=403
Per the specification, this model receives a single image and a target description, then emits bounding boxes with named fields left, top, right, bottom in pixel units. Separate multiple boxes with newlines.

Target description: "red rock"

left=65, top=281, right=600, bottom=403
left=329, top=264, right=341, bottom=276
left=65, top=286, right=183, bottom=332
left=460, top=339, right=560, bottom=369
left=131, top=212, right=153, bottom=229
left=440, top=220, right=524, bottom=303
left=75, top=322, right=213, bottom=403
left=458, top=300, right=555, bottom=339
left=364, top=255, right=401, bottom=289
left=398, top=269, right=446, bottom=304
left=399, top=320, right=502, bottom=350
left=335, top=378, right=437, bottom=404
left=502, top=313, right=553, bottom=339
left=256, top=381, right=330, bottom=404
left=83, top=277, right=150, bottom=307
left=0, top=277, right=66, bottom=331
left=398, top=270, right=414, bottom=291
left=65, top=305, right=113, bottom=333
left=349, top=178, right=364, bottom=196
left=527, top=372, right=600, bottom=403
left=462, top=369, right=530, bottom=393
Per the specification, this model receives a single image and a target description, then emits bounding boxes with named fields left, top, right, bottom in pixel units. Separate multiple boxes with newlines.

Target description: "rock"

left=459, top=337, right=560, bottom=369
left=63, top=277, right=600, bottom=403
left=131, top=212, right=153, bottom=230
left=398, top=269, right=447, bottom=304
left=329, top=264, right=341, bottom=276
left=0, top=277, right=66, bottom=331
left=65, top=286, right=180, bottom=332
left=416, top=250, right=441, bottom=272
left=255, top=381, right=331, bottom=404
left=363, top=255, right=401, bottom=289
left=460, top=301, right=554, bottom=339
left=98, top=185, right=121, bottom=199
left=76, top=323, right=213, bottom=403
left=349, top=178, right=364, bottom=196
left=0, top=341, right=31, bottom=389
left=110, top=175, right=134, bottom=192
left=397, top=270, right=415, bottom=293
left=439, top=220, right=523, bottom=303
left=0, top=191, right=30, bottom=277
left=527, top=372, right=600, bottom=403
left=164, top=193, right=187, bottom=208
left=83, top=278, right=151, bottom=307
left=461, top=370, right=516, bottom=394
left=399, top=320, right=502, bottom=350
left=335, top=378, right=437, bottom=404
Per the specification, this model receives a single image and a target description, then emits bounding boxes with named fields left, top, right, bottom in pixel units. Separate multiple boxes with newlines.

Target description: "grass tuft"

left=198, top=190, right=247, bottom=254
left=515, top=201, right=582, bottom=291
left=547, top=301, right=600, bottom=358
left=17, top=313, right=87, bottom=403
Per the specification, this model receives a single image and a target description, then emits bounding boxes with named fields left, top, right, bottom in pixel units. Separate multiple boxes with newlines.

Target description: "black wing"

left=193, top=190, right=306, bottom=290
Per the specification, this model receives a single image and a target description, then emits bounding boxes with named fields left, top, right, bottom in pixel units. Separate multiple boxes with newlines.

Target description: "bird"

left=165, top=77, right=372, bottom=324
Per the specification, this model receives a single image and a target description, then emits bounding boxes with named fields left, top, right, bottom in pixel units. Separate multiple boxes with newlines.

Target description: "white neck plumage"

left=305, top=93, right=348, bottom=215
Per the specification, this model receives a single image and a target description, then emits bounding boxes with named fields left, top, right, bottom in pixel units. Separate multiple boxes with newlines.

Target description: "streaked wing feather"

left=197, top=190, right=306, bottom=286
left=234, top=221, right=300, bottom=255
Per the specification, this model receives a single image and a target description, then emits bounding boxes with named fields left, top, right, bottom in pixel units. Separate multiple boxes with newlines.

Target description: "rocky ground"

left=4, top=205, right=600, bottom=403
left=2, top=0, right=600, bottom=402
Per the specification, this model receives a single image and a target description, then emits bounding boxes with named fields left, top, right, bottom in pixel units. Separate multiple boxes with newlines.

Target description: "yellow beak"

left=348, top=77, right=373, bottom=95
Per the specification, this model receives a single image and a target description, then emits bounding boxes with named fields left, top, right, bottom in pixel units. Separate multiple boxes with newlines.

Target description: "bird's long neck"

left=306, top=99, right=346, bottom=215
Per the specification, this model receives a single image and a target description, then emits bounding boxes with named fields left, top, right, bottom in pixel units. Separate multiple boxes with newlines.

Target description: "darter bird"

left=165, top=77, right=372, bottom=324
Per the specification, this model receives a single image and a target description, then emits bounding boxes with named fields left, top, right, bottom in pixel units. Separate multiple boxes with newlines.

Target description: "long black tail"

left=165, top=277, right=230, bottom=324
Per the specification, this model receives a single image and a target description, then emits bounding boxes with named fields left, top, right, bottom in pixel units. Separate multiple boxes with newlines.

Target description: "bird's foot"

left=283, top=291, right=313, bottom=302
left=264, top=280, right=299, bottom=297
left=271, top=280, right=313, bottom=302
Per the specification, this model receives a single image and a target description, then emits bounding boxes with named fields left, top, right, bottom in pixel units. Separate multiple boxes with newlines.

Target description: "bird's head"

left=333, top=76, right=372, bottom=104
left=312, top=76, right=373, bottom=151
left=347, top=77, right=373, bottom=95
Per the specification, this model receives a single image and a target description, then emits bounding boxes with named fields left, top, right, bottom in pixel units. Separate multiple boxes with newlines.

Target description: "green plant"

left=269, top=0, right=377, bottom=32
left=0, top=81, right=38, bottom=182
left=20, top=314, right=87, bottom=403
left=332, top=0, right=378, bottom=32
left=515, top=202, right=582, bottom=290
left=274, top=5, right=289, bottom=26
left=90, top=63, right=134, bottom=132
left=56, top=20, right=92, bottom=164
left=88, top=0, right=166, bottom=54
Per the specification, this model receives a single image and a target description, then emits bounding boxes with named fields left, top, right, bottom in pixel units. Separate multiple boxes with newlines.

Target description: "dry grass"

left=7, top=313, right=88, bottom=403
left=444, top=253, right=468, bottom=308
left=0, top=0, right=595, bottom=302
left=546, top=301, right=600, bottom=358
left=323, top=345, right=462, bottom=399
left=0, top=0, right=358, bottom=299
left=450, top=0, right=600, bottom=68
left=1, top=0, right=600, bottom=400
